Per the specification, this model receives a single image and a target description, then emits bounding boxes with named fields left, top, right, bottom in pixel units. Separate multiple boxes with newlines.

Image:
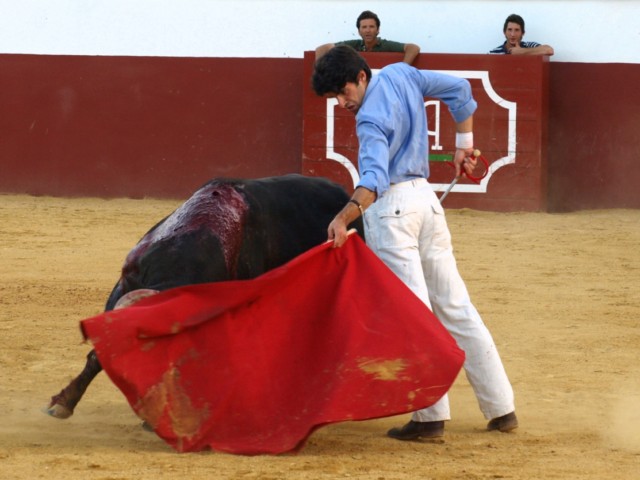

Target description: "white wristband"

left=455, top=132, right=473, bottom=149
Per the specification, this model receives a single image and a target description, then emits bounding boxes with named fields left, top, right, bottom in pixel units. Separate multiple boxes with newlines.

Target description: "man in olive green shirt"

left=316, top=10, right=420, bottom=64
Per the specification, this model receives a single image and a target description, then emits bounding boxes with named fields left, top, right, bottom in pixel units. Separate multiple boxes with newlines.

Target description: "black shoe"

left=387, top=420, right=445, bottom=440
left=487, top=412, right=518, bottom=432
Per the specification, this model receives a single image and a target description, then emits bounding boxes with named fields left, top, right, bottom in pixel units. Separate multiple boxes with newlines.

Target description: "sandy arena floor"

left=1, top=194, right=639, bottom=479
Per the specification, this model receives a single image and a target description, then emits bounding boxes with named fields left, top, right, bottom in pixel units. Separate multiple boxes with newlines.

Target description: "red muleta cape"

left=81, top=234, right=464, bottom=455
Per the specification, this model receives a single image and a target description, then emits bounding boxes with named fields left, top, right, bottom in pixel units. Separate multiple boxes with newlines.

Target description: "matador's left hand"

left=453, top=148, right=477, bottom=178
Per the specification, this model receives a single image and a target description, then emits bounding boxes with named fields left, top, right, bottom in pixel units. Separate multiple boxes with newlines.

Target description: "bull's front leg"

left=46, top=349, right=102, bottom=419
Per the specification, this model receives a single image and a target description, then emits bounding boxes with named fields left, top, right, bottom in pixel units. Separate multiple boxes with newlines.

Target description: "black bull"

left=47, top=174, right=363, bottom=419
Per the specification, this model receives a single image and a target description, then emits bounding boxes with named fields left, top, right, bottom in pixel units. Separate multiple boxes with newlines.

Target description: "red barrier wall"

left=0, top=53, right=639, bottom=211
left=0, top=55, right=303, bottom=198
left=302, top=52, right=549, bottom=212
left=547, top=62, right=640, bottom=211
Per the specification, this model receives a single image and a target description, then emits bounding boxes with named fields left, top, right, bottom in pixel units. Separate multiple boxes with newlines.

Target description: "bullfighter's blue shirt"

left=355, top=63, right=477, bottom=197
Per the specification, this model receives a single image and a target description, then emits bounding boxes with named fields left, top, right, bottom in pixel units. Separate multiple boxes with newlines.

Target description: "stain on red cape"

left=81, top=234, right=464, bottom=455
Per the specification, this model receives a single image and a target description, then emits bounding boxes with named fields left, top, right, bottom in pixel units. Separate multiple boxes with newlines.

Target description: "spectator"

left=490, top=13, right=554, bottom=56
left=316, top=10, right=420, bottom=64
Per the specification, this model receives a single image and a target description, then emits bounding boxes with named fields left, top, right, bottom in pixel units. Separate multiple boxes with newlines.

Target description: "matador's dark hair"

left=311, top=45, right=372, bottom=96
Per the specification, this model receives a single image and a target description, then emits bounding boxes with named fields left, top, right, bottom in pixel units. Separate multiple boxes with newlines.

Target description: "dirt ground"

left=1, top=193, right=639, bottom=480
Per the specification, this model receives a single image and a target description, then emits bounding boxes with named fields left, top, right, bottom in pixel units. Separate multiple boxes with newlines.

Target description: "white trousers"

left=364, top=178, right=514, bottom=421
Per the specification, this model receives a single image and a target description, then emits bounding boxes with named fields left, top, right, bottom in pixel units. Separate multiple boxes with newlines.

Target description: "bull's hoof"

left=44, top=402, right=73, bottom=419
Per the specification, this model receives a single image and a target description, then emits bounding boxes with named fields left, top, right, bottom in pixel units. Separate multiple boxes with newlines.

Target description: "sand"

left=1, top=193, right=639, bottom=479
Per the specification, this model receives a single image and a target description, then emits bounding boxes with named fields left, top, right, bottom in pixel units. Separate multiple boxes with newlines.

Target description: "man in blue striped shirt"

left=311, top=45, right=517, bottom=440
left=490, top=14, right=554, bottom=55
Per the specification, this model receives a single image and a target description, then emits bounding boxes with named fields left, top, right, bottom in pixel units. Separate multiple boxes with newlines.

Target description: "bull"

left=47, top=174, right=362, bottom=419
